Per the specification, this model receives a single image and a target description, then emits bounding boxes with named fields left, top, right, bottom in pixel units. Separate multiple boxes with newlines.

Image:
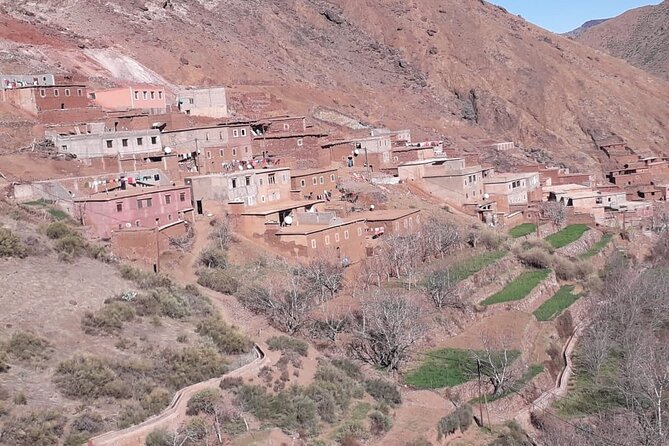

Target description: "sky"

left=491, top=1, right=662, bottom=33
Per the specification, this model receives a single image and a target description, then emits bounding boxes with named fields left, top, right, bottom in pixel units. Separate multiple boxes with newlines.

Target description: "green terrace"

left=545, top=224, right=590, bottom=249
left=482, top=269, right=550, bottom=306
left=509, top=223, right=537, bottom=238
left=450, top=250, right=507, bottom=282
left=533, top=285, right=581, bottom=321
left=579, top=234, right=614, bottom=259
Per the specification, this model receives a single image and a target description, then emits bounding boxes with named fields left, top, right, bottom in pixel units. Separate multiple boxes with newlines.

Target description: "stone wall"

left=555, top=228, right=602, bottom=257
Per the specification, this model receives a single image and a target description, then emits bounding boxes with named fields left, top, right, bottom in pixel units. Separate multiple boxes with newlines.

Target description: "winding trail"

left=88, top=345, right=269, bottom=446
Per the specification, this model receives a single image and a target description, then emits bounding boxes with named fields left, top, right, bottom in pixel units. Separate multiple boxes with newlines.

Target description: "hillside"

left=0, top=0, right=668, bottom=172
left=573, top=1, right=669, bottom=81
left=564, top=19, right=610, bottom=38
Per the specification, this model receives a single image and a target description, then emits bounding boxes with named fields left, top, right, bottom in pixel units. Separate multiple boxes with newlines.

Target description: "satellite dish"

left=125, top=222, right=132, bottom=228
left=163, top=147, right=172, bottom=154
left=353, top=149, right=360, bottom=156
left=483, top=193, right=490, bottom=200
left=370, top=204, right=375, bottom=211
left=284, top=215, right=293, bottom=225
left=246, top=164, right=253, bottom=169
left=238, top=165, right=244, bottom=170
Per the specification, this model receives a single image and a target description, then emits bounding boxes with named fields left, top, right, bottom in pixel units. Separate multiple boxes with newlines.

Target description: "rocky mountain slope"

left=0, top=0, right=668, bottom=171
left=573, top=1, right=669, bottom=81
left=564, top=19, right=610, bottom=38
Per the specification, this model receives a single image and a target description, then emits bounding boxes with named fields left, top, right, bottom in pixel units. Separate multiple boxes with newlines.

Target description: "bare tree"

left=420, top=217, right=461, bottom=260
left=541, top=201, right=567, bottom=229
left=300, top=257, right=345, bottom=302
left=349, top=293, right=425, bottom=372
left=424, top=268, right=463, bottom=310
left=310, top=301, right=351, bottom=342
left=467, top=335, right=525, bottom=397
left=209, top=218, right=234, bottom=250
left=381, top=235, right=422, bottom=288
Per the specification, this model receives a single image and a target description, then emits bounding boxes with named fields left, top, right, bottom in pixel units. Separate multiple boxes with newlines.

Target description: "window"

left=319, top=176, right=324, bottom=184
left=312, top=177, right=318, bottom=185
left=335, top=233, right=340, bottom=242
left=122, top=139, right=128, bottom=147
left=300, top=179, right=306, bottom=187
left=268, top=174, right=276, bottom=184
left=219, top=149, right=225, bottom=157
left=143, top=91, right=148, bottom=100
left=77, top=89, right=83, bottom=96
left=232, top=129, right=239, bottom=137
left=219, top=132, right=223, bottom=140
left=205, top=133, right=209, bottom=141
left=158, top=91, right=163, bottom=99
left=206, top=151, right=212, bottom=159
left=165, top=195, right=172, bottom=204
left=134, top=91, right=139, bottom=100
left=116, top=202, right=123, bottom=212
left=325, top=235, right=330, bottom=245
left=231, top=178, right=237, bottom=188
left=297, top=139, right=303, bottom=146
left=344, top=230, right=349, bottom=240
left=64, top=89, right=70, bottom=96
left=357, top=227, right=362, bottom=236
left=232, top=148, right=237, bottom=156
left=168, top=214, right=172, bottom=221
left=311, top=239, right=316, bottom=249
left=61, top=145, right=68, bottom=151
left=179, top=192, right=186, bottom=202
left=283, top=123, right=290, bottom=131
left=155, top=218, right=160, bottom=226
left=151, top=136, right=157, bottom=145
left=39, top=89, right=46, bottom=97
left=137, top=198, right=152, bottom=208
left=240, top=128, right=247, bottom=136
left=330, top=174, right=335, bottom=182
left=245, top=146, right=249, bottom=153
left=150, top=91, right=155, bottom=99
left=261, top=195, right=266, bottom=202
left=106, top=140, right=113, bottom=149
left=137, top=137, right=143, bottom=146
left=404, top=220, right=408, bottom=228
left=259, top=178, right=263, bottom=186
left=245, top=176, right=251, bottom=186
left=135, top=220, right=140, bottom=227
left=54, top=89, right=59, bottom=97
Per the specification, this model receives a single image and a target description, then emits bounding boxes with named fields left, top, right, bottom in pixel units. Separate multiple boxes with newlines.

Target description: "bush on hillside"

left=6, top=331, right=50, bottom=361
left=331, top=358, right=362, bottom=380
left=45, top=221, right=75, bottom=240
left=0, top=227, right=26, bottom=258
left=119, top=264, right=172, bottom=289
left=197, top=268, right=239, bottom=295
left=364, top=379, right=402, bottom=406
left=186, top=388, right=220, bottom=415
left=553, top=257, right=595, bottom=281
left=145, top=428, right=173, bottom=446
left=53, top=356, right=129, bottom=400
left=267, top=336, right=309, bottom=357
left=198, top=246, right=228, bottom=269
left=196, top=317, right=253, bottom=355
left=153, top=345, right=228, bottom=389
left=369, top=410, right=393, bottom=435
left=81, top=301, right=136, bottom=335
left=0, top=409, right=67, bottom=446
left=518, top=247, right=552, bottom=269
left=437, top=404, right=473, bottom=439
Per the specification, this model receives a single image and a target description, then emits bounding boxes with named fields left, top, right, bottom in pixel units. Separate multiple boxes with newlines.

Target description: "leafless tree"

left=381, top=235, right=422, bottom=288
left=300, top=257, right=345, bottom=302
left=541, top=201, right=567, bottom=229
left=420, top=217, right=461, bottom=260
left=349, top=293, right=425, bottom=372
left=209, top=217, right=234, bottom=250
left=467, top=335, right=525, bottom=397
left=424, top=268, right=463, bottom=310
left=311, top=301, right=351, bottom=342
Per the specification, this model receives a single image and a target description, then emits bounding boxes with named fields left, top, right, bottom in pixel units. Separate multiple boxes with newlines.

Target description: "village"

left=1, top=72, right=662, bottom=272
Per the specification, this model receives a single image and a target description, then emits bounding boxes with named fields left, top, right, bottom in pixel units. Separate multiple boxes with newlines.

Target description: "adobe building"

left=2, top=84, right=90, bottom=116
left=483, top=172, right=541, bottom=212
left=323, top=135, right=394, bottom=170
left=74, top=184, right=194, bottom=239
left=391, top=143, right=437, bottom=165
left=52, top=129, right=163, bottom=159
left=290, top=167, right=338, bottom=200
left=517, top=164, right=594, bottom=187
left=1, top=73, right=55, bottom=89
left=253, top=132, right=329, bottom=169
left=177, top=87, right=228, bottom=118
left=186, top=167, right=292, bottom=215
left=355, top=209, right=421, bottom=238
left=90, top=84, right=167, bottom=114
left=370, top=128, right=412, bottom=143
left=263, top=116, right=308, bottom=134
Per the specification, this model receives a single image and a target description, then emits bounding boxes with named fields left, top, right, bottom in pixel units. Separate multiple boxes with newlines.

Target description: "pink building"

left=74, top=185, right=194, bottom=238
left=90, top=84, right=167, bottom=113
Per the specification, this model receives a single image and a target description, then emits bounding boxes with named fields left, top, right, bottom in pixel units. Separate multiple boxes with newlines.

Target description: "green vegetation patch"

left=405, top=348, right=477, bottom=389
left=450, top=250, right=507, bottom=282
left=545, top=224, right=589, bottom=249
left=471, top=364, right=544, bottom=403
left=579, top=233, right=614, bottom=259
left=482, top=269, right=550, bottom=306
left=509, top=223, right=537, bottom=238
left=533, top=286, right=581, bottom=321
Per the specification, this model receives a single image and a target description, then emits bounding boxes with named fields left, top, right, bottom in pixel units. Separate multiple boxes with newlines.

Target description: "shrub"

left=197, top=268, right=239, bottom=294
left=552, top=256, right=578, bottom=280
left=365, top=379, right=402, bottom=406
left=64, top=412, right=104, bottom=446
left=117, top=403, right=147, bottom=429
left=267, top=336, right=309, bottom=357
left=0, top=350, right=8, bottom=372
left=53, top=356, right=127, bottom=400
left=13, top=392, right=27, bottom=405
left=145, top=428, right=173, bottom=446
left=54, top=234, right=87, bottom=260
left=518, top=247, right=552, bottom=269
left=0, top=409, right=67, bottom=446
left=141, top=387, right=171, bottom=415
left=405, top=437, right=433, bottom=446
left=220, top=376, right=244, bottom=390
left=196, top=317, right=252, bottom=354
left=6, top=331, right=50, bottom=361
left=334, top=421, right=370, bottom=442
left=187, top=388, right=220, bottom=415
left=369, top=410, right=393, bottom=435
left=154, top=345, right=228, bottom=389
left=119, top=264, right=172, bottom=289
left=81, top=301, right=136, bottom=335
left=0, top=227, right=26, bottom=258
left=331, top=358, right=362, bottom=379
left=199, top=246, right=228, bottom=269
left=521, top=238, right=555, bottom=254
left=436, top=404, right=472, bottom=440
left=45, top=221, right=75, bottom=239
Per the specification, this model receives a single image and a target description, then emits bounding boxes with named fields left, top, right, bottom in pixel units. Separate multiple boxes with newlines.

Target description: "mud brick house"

left=323, top=135, right=394, bottom=170
left=253, top=132, right=329, bottom=169
left=483, top=172, right=541, bottom=212
left=290, top=167, right=338, bottom=200
left=74, top=184, right=194, bottom=239
left=176, top=87, right=228, bottom=118
left=356, top=209, right=421, bottom=238
left=607, top=167, right=652, bottom=187
left=262, top=116, right=308, bottom=134
left=517, top=164, right=594, bottom=187
left=52, top=129, right=163, bottom=159
left=186, top=167, right=291, bottom=215
left=90, top=84, right=167, bottom=114
left=1, top=73, right=55, bottom=89
left=232, top=206, right=366, bottom=264
left=1, top=83, right=90, bottom=116
left=391, top=143, right=437, bottom=165
left=370, top=128, right=412, bottom=143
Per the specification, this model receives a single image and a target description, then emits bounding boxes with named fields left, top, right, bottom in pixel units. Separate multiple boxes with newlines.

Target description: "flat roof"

left=322, top=135, right=390, bottom=147
left=8, top=84, right=86, bottom=89
left=483, top=172, right=538, bottom=183
left=543, top=184, right=591, bottom=193
left=563, top=190, right=601, bottom=199
left=291, top=167, right=338, bottom=177
left=186, top=167, right=290, bottom=180
left=398, top=157, right=464, bottom=167
left=276, top=217, right=365, bottom=235
left=75, top=184, right=189, bottom=202
left=354, top=209, right=420, bottom=221
left=253, top=132, right=326, bottom=140
left=424, top=166, right=483, bottom=178
left=239, top=199, right=325, bottom=216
